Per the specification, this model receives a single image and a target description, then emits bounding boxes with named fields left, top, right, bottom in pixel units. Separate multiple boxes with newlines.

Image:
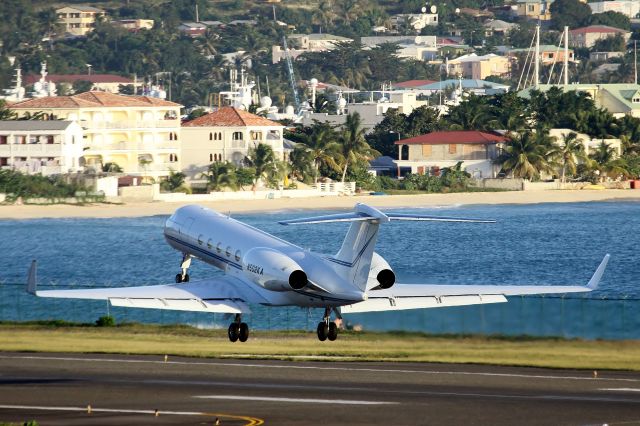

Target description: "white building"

left=589, top=1, right=640, bottom=18
left=272, top=34, right=353, bottom=63
left=0, top=121, right=84, bottom=175
left=181, top=107, right=285, bottom=180
left=9, top=91, right=183, bottom=179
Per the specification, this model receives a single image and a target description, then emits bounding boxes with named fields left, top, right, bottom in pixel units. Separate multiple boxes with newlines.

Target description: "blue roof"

left=418, top=79, right=510, bottom=90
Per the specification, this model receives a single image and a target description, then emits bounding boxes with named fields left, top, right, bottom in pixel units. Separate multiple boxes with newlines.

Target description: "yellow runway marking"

left=203, top=412, right=265, bottom=425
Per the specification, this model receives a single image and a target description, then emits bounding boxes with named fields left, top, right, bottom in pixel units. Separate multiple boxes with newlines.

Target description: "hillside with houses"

left=2, top=0, right=640, bottom=202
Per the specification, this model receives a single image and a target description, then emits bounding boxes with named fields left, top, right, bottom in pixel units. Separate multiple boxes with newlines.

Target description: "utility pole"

left=635, top=40, right=638, bottom=85
left=195, top=4, right=199, bottom=22
left=564, top=26, right=569, bottom=87
left=534, top=25, right=540, bottom=88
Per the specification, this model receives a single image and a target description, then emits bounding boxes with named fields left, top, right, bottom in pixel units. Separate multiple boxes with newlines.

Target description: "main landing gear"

left=228, top=314, right=249, bottom=343
left=175, top=254, right=192, bottom=283
left=317, top=307, right=339, bottom=342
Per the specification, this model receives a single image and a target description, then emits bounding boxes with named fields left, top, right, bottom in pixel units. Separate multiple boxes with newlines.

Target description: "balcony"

left=81, top=120, right=180, bottom=130
left=84, top=141, right=179, bottom=152
left=0, top=143, right=63, bottom=156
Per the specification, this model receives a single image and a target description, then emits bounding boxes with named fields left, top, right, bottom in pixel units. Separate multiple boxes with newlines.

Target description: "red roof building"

left=183, top=107, right=281, bottom=127
left=181, top=107, right=286, bottom=181
left=568, top=25, right=632, bottom=48
left=394, top=131, right=507, bottom=178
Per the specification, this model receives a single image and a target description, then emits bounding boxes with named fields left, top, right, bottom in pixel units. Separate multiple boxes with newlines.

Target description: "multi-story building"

left=56, top=5, right=106, bottom=37
left=394, top=130, right=508, bottom=178
left=515, top=0, right=554, bottom=20
left=181, top=107, right=285, bottom=181
left=9, top=92, right=182, bottom=179
left=589, top=1, right=640, bottom=19
left=272, top=34, right=353, bottom=63
left=568, top=25, right=632, bottom=49
left=508, top=45, right=575, bottom=65
left=446, top=54, right=511, bottom=80
left=0, top=121, right=84, bottom=175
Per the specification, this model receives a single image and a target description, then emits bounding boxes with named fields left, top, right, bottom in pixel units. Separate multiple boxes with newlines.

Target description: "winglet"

left=26, top=260, right=37, bottom=295
left=587, top=254, right=609, bottom=290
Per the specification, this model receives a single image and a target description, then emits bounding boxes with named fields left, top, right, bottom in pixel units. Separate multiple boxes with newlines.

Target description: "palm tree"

left=496, top=131, right=554, bottom=180
left=339, top=113, right=378, bottom=182
left=300, top=123, right=342, bottom=183
left=556, top=132, right=588, bottom=184
left=201, top=162, right=238, bottom=191
left=289, top=145, right=315, bottom=183
left=245, top=143, right=278, bottom=189
left=0, top=101, right=16, bottom=120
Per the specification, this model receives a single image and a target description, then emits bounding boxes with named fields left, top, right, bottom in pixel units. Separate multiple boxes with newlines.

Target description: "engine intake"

left=289, top=270, right=308, bottom=290
left=376, top=269, right=395, bottom=289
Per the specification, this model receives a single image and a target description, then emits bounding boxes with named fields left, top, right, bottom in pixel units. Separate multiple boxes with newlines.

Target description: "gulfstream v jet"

left=26, top=204, right=609, bottom=342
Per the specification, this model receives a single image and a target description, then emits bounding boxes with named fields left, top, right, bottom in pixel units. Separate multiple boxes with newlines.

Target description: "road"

left=0, top=352, right=639, bottom=425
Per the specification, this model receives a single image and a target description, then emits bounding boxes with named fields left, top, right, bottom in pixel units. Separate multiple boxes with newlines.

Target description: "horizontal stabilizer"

left=279, top=203, right=495, bottom=225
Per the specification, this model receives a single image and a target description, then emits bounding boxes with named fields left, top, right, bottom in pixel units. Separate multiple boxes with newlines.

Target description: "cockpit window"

left=234, top=250, right=241, bottom=261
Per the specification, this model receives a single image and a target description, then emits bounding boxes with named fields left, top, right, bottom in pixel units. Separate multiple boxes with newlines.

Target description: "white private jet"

left=26, top=203, right=609, bottom=342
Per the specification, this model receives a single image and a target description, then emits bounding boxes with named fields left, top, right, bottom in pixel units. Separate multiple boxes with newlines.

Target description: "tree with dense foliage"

left=244, top=143, right=283, bottom=189
left=160, top=170, right=188, bottom=193
left=556, top=132, right=588, bottom=184
left=0, top=100, right=17, bottom=120
left=339, top=113, right=378, bottom=182
left=288, top=121, right=343, bottom=182
left=549, top=0, right=592, bottom=31
left=589, top=11, right=631, bottom=30
left=201, top=162, right=238, bottom=192
left=496, top=131, right=556, bottom=180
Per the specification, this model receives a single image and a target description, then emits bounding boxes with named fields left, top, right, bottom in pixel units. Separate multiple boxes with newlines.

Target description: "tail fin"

left=331, top=204, right=389, bottom=291
left=278, top=203, right=495, bottom=291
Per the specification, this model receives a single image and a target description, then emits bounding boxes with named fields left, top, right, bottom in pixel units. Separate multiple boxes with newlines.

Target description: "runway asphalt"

left=0, top=352, right=639, bottom=425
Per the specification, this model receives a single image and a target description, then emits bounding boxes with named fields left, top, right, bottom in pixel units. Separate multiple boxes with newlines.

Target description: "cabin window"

left=216, top=242, right=222, bottom=253
left=234, top=250, right=241, bottom=262
left=197, top=234, right=203, bottom=245
left=207, top=239, right=213, bottom=249
left=225, top=246, right=232, bottom=257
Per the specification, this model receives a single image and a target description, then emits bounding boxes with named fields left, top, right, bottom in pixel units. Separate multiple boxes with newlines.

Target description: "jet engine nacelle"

left=368, top=252, right=395, bottom=290
left=242, top=247, right=308, bottom=292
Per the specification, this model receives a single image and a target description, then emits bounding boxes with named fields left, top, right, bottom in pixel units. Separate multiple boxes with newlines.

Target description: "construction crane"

left=282, top=36, right=300, bottom=112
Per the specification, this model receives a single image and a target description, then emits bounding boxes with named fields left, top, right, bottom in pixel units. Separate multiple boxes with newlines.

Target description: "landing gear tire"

left=183, top=273, right=189, bottom=282
left=317, top=322, right=328, bottom=341
left=228, top=323, right=239, bottom=342
left=239, top=323, right=249, bottom=342
left=175, top=273, right=190, bottom=283
left=327, top=322, right=338, bottom=341
left=175, top=274, right=182, bottom=283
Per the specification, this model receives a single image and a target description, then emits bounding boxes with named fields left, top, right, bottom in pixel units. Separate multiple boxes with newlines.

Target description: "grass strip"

left=0, top=322, right=639, bottom=371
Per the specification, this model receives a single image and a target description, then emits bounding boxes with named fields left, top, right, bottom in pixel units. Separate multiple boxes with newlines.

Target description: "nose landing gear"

left=175, top=254, right=192, bottom=283
left=317, top=307, right=339, bottom=341
left=228, top=314, right=249, bottom=342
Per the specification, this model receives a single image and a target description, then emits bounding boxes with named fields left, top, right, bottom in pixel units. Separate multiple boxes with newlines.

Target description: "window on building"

left=422, top=145, right=432, bottom=157
left=218, top=132, right=222, bottom=140
left=528, top=4, right=534, bottom=12
left=0, top=136, right=7, bottom=145
left=209, top=132, right=213, bottom=141
left=210, top=153, right=213, bottom=162
left=449, top=144, right=457, bottom=154
left=232, top=132, right=243, bottom=141
left=633, top=97, right=640, bottom=104
left=250, top=131, right=262, bottom=140
left=0, top=158, right=7, bottom=166
left=169, top=133, right=173, bottom=141
left=47, top=136, right=54, bottom=144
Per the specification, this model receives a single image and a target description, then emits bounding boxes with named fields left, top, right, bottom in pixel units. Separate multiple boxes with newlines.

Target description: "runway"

left=0, top=352, right=639, bottom=425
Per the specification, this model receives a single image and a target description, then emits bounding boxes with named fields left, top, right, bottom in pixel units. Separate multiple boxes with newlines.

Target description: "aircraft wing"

left=341, top=255, right=609, bottom=313
left=26, top=261, right=268, bottom=314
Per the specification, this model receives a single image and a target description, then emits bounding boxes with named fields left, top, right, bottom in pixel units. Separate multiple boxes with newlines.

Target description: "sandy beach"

left=1, top=189, right=639, bottom=219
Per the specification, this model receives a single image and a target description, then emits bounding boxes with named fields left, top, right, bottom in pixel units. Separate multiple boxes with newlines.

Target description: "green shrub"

left=95, top=315, right=115, bottom=327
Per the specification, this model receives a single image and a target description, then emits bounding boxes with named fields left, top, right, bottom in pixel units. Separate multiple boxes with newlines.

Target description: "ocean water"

left=1, top=201, right=639, bottom=339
